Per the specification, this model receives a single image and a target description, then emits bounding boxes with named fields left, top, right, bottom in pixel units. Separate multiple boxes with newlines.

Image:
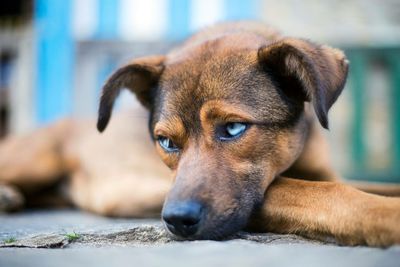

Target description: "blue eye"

left=216, top=122, right=248, bottom=141
left=158, top=136, right=180, bottom=153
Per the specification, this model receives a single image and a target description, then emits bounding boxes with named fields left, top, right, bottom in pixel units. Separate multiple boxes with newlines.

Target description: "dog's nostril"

left=162, top=200, right=203, bottom=238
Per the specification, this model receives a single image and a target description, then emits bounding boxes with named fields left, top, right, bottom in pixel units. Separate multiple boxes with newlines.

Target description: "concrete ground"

left=0, top=209, right=399, bottom=267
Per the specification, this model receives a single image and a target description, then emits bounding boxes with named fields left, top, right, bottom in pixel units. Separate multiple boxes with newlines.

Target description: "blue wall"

left=34, top=0, right=260, bottom=124
left=35, top=0, right=74, bottom=124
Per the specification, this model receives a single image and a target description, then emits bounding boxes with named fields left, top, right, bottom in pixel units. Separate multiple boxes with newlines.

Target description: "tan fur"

left=248, top=177, right=400, bottom=247
left=0, top=21, right=399, bottom=246
left=282, top=110, right=339, bottom=181
left=0, top=119, right=71, bottom=193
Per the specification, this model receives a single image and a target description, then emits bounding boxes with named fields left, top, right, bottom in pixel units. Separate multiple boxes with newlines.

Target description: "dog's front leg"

left=248, top=177, right=400, bottom=247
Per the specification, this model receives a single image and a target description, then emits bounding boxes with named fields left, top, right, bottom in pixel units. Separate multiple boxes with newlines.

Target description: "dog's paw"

left=0, top=184, right=24, bottom=212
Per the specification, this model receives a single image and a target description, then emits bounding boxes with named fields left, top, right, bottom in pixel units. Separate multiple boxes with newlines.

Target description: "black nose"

left=162, top=201, right=203, bottom=238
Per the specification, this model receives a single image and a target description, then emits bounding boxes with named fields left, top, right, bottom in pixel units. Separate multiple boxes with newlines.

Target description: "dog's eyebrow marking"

left=200, top=100, right=256, bottom=124
left=154, top=116, right=187, bottom=143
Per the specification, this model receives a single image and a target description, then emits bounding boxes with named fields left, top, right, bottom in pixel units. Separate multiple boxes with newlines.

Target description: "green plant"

left=64, top=231, right=80, bottom=242
left=4, top=237, right=16, bottom=244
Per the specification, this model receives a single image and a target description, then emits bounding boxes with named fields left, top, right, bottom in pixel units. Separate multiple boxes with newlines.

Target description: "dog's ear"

left=97, top=55, right=165, bottom=132
left=257, top=38, right=349, bottom=129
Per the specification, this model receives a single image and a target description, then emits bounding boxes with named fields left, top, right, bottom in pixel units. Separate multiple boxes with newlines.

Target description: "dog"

left=1, top=22, right=400, bottom=247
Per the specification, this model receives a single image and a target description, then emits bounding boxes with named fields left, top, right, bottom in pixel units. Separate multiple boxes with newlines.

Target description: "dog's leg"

left=248, top=177, right=400, bottom=246
left=284, top=121, right=400, bottom=197
left=0, top=183, right=25, bottom=211
left=347, top=181, right=400, bottom=197
left=67, top=170, right=170, bottom=217
left=0, top=119, right=71, bottom=195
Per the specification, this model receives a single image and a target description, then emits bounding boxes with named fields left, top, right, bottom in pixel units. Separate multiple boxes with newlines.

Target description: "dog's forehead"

left=163, top=52, right=258, bottom=96
left=152, top=39, right=295, bottom=132
left=161, top=32, right=266, bottom=92
left=157, top=54, right=264, bottom=120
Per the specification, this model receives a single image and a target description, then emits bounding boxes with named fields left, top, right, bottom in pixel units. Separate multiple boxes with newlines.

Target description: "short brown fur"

left=1, top=22, right=400, bottom=246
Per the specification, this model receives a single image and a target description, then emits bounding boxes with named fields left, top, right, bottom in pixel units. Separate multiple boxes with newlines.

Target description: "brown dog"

left=1, top=22, right=400, bottom=246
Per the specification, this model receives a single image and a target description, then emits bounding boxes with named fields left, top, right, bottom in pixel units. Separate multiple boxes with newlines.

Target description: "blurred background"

left=0, top=0, right=399, bottom=182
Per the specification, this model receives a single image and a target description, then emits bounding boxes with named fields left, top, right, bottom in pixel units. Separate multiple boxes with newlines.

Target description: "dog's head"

left=97, top=34, right=348, bottom=239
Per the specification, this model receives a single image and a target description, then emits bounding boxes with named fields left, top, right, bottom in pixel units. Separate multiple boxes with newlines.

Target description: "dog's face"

left=97, top=34, right=348, bottom=239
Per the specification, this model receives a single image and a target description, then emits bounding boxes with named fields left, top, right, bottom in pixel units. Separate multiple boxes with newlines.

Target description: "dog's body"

left=1, top=22, right=400, bottom=246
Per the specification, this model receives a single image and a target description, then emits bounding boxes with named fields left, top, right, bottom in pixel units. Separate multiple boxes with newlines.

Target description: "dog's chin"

left=165, top=210, right=252, bottom=241
left=193, top=196, right=264, bottom=240
left=200, top=215, right=250, bottom=240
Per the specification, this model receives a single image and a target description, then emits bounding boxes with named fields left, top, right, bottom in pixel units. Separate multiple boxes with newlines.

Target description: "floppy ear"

left=257, top=38, right=349, bottom=129
left=97, top=55, right=165, bottom=132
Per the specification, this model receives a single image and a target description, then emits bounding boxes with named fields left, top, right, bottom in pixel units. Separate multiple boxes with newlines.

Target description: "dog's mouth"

left=161, top=199, right=254, bottom=240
